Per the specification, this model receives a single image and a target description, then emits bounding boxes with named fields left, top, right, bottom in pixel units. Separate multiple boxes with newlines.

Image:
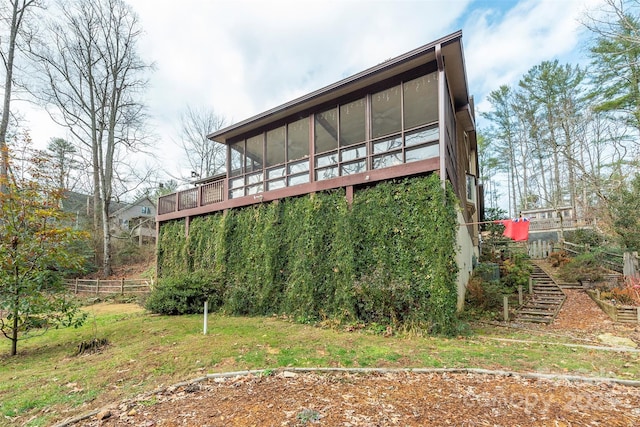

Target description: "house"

left=110, top=196, right=157, bottom=244
left=521, top=206, right=595, bottom=242
left=61, top=190, right=127, bottom=229
left=157, top=30, right=480, bottom=310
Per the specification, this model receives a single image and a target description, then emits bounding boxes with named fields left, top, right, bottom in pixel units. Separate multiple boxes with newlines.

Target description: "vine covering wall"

left=152, top=174, right=460, bottom=334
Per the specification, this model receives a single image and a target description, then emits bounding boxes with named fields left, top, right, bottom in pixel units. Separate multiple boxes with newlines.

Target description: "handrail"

left=157, top=176, right=225, bottom=215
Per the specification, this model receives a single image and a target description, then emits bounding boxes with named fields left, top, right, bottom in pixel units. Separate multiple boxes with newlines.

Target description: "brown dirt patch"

left=551, top=289, right=614, bottom=331
left=538, top=288, right=640, bottom=345
left=74, top=371, right=640, bottom=426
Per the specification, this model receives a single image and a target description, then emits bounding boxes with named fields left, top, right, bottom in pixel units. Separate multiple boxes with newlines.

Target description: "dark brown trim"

left=438, top=59, right=447, bottom=187
left=208, top=31, right=463, bottom=144
left=346, top=185, right=353, bottom=206
left=157, top=157, right=439, bottom=223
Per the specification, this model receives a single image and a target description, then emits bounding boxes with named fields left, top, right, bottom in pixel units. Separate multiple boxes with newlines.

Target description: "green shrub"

left=499, top=253, right=532, bottom=289
left=145, top=271, right=224, bottom=315
left=564, top=229, right=603, bottom=247
left=558, top=252, right=605, bottom=283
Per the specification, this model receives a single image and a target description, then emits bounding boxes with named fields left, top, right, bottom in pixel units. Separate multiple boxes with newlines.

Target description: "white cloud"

left=14, top=0, right=604, bottom=187
left=464, top=0, right=601, bottom=109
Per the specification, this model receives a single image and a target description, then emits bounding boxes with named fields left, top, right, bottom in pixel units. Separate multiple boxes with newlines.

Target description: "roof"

left=109, top=196, right=157, bottom=218
left=62, top=190, right=127, bottom=216
left=208, top=30, right=469, bottom=145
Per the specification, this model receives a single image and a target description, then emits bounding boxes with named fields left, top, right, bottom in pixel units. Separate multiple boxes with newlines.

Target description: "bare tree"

left=31, top=0, right=152, bottom=276
left=179, top=106, right=227, bottom=179
left=0, top=0, right=39, bottom=193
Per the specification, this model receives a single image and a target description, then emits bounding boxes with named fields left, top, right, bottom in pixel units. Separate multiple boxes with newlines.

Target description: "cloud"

left=464, top=0, right=600, bottom=108
left=17, top=0, right=603, bottom=186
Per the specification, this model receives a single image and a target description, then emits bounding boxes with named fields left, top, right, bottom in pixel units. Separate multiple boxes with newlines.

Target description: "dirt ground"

left=75, top=370, right=640, bottom=427
left=68, top=287, right=640, bottom=427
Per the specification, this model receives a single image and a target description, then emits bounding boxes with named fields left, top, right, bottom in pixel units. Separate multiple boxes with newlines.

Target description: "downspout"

left=436, top=43, right=446, bottom=190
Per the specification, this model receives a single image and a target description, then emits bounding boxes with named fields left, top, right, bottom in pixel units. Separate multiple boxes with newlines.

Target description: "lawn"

left=1, top=302, right=638, bottom=426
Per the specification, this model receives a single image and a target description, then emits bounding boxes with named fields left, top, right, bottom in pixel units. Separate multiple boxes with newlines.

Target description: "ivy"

left=156, top=219, right=188, bottom=277
left=151, top=174, right=460, bottom=334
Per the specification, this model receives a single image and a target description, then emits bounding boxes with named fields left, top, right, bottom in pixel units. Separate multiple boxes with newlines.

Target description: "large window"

left=287, top=118, right=309, bottom=161
left=229, top=141, right=244, bottom=177
left=265, top=126, right=286, bottom=191
left=266, top=126, right=285, bottom=167
left=245, top=134, right=263, bottom=173
left=315, top=107, right=338, bottom=154
left=372, top=86, right=402, bottom=138
left=228, top=69, right=440, bottom=197
left=287, top=118, right=309, bottom=186
left=339, top=98, right=366, bottom=146
left=403, top=74, right=438, bottom=129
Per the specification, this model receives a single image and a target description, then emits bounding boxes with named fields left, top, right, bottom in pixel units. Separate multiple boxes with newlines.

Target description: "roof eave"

left=208, top=30, right=467, bottom=145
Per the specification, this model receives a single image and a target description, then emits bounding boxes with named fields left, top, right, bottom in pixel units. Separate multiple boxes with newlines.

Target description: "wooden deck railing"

left=158, top=193, right=177, bottom=215
left=528, top=218, right=594, bottom=231
left=158, top=177, right=225, bottom=215
left=178, top=187, right=198, bottom=210
left=201, top=179, right=224, bottom=205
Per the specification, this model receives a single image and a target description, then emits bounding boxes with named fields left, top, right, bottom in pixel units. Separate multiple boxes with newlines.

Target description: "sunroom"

left=157, top=30, right=478, bottom=231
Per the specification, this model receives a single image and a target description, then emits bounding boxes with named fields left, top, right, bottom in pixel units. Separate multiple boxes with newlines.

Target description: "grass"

left=1, top=303, right=639, bottom=426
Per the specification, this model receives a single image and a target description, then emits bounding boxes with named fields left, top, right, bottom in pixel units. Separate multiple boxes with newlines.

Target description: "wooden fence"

left=624, top=252, right=639, bottom=278
left=558, top=241, right=625, bottom=273
left=66, top=278, right=153, bottom=296
left=528, top=240, right=556, bottom=259
left=587, top=289, right=640, bottom=324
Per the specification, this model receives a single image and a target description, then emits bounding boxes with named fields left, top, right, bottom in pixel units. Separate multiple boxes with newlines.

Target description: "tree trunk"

left=0, top=1, right=20, bottom=193
left=101, top=201, right=112, bottom=276
left=11, top=285, right=19, bottom=356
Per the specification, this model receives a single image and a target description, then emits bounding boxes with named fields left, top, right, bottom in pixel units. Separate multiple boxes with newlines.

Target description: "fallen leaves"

left=74, top=371, right=640, bottom=427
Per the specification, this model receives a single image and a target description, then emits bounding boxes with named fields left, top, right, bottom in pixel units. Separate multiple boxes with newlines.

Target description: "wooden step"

left=517, top=316, right=554, bottom=323
left=514, top=260, right=566, bottom=325
left=518, top=310, right=556, bottom=315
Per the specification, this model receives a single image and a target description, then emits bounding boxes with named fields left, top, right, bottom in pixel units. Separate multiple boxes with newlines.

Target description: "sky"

left=19, top=0, right=604, bottom=191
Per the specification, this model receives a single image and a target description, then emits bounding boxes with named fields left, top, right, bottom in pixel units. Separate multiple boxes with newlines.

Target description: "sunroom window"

left=403, top=73, right=438, bottom=129
left=339, top=98, right=365, bottom=147
left=372, top=85, right=401, bottom=139
left=228, top=69, right=441, bottom=198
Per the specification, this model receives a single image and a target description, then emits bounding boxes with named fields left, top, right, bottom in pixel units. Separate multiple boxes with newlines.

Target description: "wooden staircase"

left=516, top=263, right=566, bottom=324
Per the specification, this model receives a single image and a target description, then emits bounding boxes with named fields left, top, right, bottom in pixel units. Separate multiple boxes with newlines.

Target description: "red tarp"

left=496, top=218, right=530, bottom=241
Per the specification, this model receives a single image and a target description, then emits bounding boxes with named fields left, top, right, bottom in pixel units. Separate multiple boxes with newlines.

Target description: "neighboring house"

left=110, top=196, right=157, bottom=244
left=157, top=30, right=481, bottom=309
left=521, top=206, right=595, bottom=242
left=61, top=190, right=127, bottom=229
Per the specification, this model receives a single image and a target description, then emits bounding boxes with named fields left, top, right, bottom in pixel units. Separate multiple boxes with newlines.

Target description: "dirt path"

left=546, top=289, right=640, bottom=346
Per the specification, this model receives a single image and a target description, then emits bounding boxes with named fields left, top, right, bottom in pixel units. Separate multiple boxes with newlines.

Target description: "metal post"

left=121, top=278, right=125, bottom=295
left=503, top=296, right=509, bottom=322
left=529, top=277, right=533, bottom=294
left=96, top=279, right=100, bottom=296
left=203, top=300, right=208, bottom=335
left=75, top=278, right=78, bottom=295
left=518, top=285, right=523, bottom=306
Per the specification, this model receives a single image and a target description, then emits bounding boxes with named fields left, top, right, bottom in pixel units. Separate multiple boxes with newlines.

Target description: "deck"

left=157, top=156, right=442, bottom=222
